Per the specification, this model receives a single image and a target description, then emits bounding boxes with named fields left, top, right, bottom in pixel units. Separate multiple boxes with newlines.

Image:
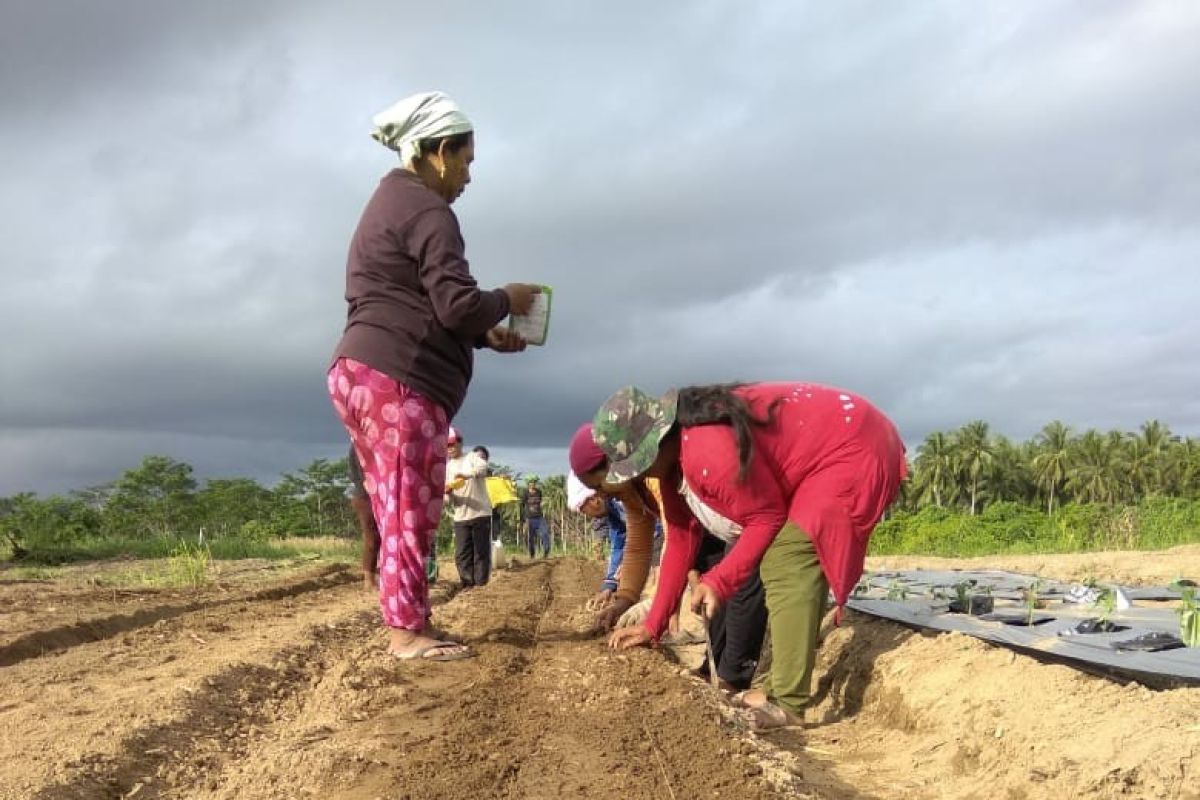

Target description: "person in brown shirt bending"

left=328, top=91, right=540, bottom=662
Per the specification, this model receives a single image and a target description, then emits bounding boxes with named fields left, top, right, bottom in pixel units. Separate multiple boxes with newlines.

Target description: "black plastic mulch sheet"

left=848, top=569, right=1200, bottom=683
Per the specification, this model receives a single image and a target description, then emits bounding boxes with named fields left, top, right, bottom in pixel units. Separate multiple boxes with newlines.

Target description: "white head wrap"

left=371, top=91, right=474, bottom=166
left=567, top=471, right=597, bottom=513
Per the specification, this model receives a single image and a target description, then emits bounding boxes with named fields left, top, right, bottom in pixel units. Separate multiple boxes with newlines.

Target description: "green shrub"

left=167, top=541, right=211, bottom=588
left=238, top=519, right=274, bottom=544
left=870, top=499, right=1200, bottom=557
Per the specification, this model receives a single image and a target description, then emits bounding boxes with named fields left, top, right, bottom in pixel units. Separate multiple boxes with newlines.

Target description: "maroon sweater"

left=332, top=170, right=510, bottom=417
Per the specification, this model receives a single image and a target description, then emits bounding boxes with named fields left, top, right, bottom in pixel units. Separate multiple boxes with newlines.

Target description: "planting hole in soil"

left=948, top=595, right=995, bottom=615
left=980, top=612, right=1055, bottom=627
left=1065, top=618, right=1129, bottom=635
left=1111, top=631, right=1187, bottom=652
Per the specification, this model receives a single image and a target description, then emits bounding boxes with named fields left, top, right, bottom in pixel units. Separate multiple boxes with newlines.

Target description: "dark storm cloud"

left=1, top=1, right=1198, bottom=493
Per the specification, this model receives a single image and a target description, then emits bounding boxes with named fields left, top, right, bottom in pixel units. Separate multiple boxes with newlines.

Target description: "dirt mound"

left=784, top=606, right=1200, bottom=799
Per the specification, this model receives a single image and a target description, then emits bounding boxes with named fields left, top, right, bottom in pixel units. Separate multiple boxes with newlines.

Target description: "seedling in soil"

left=1179, top=586, right=1200, bottom=647
left=1068, top=587, right=1128, bottom=634
left=886, top=580, right=909, bottom=601
left=1022, top=579, right=1044, bottom=627
left=949, top=581, right=994, bottom=615
left=1094, top=587, right=1116, bottom=623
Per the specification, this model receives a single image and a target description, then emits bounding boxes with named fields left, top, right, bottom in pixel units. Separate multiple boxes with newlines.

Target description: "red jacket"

left=644, top=383, right=907, bottom=638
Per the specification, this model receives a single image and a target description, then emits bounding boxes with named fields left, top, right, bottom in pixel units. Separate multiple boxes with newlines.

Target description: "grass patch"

left=168, top=541, right=211, bottom=588
left=7, top=534, right=360, bottom=568
left=0, top=536, right=361, bottom=590
left=0, top=565, right=63, bottom=582
left=210, top=535, right=358, bottom=563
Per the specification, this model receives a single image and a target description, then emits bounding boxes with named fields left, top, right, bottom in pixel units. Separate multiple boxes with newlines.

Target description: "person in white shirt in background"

left=445, top=428, right=493, bottom=588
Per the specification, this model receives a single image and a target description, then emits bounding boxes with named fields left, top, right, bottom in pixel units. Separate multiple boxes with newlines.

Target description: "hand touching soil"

left=609, top=624, right=653, bottom=650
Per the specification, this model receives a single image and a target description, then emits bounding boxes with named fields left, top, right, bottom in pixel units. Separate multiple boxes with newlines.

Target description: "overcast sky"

left=2, top=0, right=1198, bottom=495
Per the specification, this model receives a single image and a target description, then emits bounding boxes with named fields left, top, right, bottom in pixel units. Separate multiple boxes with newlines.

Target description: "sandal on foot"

left=744, top=702, right=802, bottom=732
left=389, top=640, right=474, bottom=662
left=423, top=626, right=463, bottom=643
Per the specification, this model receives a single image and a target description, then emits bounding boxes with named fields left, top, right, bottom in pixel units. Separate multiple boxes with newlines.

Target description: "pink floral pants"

left=328, top=358, right=448, bottom=630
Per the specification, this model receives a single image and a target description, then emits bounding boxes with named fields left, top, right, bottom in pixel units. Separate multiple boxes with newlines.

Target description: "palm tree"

left=913, top=432, right=956, bottom=508
left=1127, top=420, right=1176, bottom=499
left=1032, top=421, right=1072, bottom=515
left=988, top=436, right=1035, bottom=505
left=955, top=421, right=994, bottom=515
left=1067, top=430, right=1122, bottom=504
left=892, top=468, right=917, bottom=513
left=1164, top=438, right=1200, bottom=499
left=1105, top=429, right=1135, bottom=504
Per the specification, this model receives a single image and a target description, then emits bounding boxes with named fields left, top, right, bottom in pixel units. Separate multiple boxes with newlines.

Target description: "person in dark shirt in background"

left=521, top=477, right=552, bottom=558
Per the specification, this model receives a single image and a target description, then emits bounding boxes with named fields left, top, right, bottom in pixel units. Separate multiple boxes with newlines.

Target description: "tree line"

left=3, top=418, right=1197, bottom=563
left=0, top=455, right=597, bottom=562
left=874, top=419, right=1200, bottom=557
left=902, top=420, right=1198, bottom=514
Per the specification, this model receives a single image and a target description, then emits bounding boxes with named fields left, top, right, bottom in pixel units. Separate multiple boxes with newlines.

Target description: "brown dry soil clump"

left=4, top=549, right=1200, bottom=799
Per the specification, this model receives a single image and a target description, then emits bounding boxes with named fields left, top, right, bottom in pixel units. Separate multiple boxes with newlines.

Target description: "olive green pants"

left=760, top=521, right=828, bottom=716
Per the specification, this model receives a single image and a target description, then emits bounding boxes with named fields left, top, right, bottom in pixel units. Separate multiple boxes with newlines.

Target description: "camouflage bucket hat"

left=592, top=386, right=679, bottom=483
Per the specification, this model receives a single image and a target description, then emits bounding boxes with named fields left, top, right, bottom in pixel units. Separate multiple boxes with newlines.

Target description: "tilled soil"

left=0, top=558, right=788, bottom=800
left=4, top=550, right=1200, bottom=799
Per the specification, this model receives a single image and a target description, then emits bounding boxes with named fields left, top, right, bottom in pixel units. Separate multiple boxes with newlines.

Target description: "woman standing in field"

left=598, top=382, right=906, bottom=728
left=328, top=91, right=540, bottom=662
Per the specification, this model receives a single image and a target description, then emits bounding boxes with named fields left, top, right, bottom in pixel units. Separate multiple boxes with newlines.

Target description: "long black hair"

left=675, top=383, right=780, bottom=482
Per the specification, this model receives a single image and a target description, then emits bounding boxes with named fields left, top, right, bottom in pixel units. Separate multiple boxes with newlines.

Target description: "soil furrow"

left=189, top=561, right=561, bottom=799
left=30, top=611, right=375, bottom=800
left=0, top=569, right=379, bottom=799
left=197, top=558, right=788, bottom=800
left=0, top=565, right=355, bottom=667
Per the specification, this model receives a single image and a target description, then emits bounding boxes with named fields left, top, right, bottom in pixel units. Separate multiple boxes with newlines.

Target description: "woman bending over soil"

left=597, top=382, right=906, bottom=729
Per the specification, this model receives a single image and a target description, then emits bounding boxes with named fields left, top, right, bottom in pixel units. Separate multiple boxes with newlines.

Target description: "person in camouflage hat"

left=591, top=387, right=679, bottom=482
left=589, top=389, right=769, bottom=695
left=595, top=381, right=907, bottom=730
